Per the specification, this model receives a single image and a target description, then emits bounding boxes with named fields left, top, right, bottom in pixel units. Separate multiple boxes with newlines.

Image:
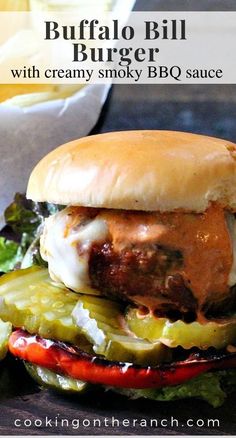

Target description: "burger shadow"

left=0, top=355, right=40, bottom=401
left=46, top=383, right=236, bottom=435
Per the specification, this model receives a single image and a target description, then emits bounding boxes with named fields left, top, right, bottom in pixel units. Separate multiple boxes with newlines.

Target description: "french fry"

left=0, top=0, right=113, bottom=105
left=3, top=85, right=83, bottom=107
left=0, top=1, right=30, bottom=11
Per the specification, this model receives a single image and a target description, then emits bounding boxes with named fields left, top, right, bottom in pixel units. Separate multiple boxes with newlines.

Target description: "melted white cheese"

left=40, top=207, right=108, bottom=291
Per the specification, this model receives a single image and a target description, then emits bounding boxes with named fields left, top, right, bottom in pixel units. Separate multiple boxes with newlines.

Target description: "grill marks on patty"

left=89, top=243, right=198, bottom=317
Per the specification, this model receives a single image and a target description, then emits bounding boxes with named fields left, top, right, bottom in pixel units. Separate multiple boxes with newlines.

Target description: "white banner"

left=0, top=11, right=235, bottom=84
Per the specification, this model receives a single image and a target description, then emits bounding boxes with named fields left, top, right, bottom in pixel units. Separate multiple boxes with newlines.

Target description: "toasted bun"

left=27, top=130, right=236, bottom=212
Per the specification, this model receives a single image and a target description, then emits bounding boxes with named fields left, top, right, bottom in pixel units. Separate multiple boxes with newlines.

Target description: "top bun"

left=27, top=130, right=236, bottom=212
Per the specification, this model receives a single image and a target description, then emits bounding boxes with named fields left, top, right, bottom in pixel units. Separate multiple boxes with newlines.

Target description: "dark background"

left=93, top=0, right=236, bottom=143
left=94, top=84, right=236, bottom=142
left=2, top=0, right=236, bottom=436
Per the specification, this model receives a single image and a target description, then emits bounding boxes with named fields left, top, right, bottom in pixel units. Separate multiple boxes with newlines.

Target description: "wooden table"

left=2, top=1, right=236, bottom=435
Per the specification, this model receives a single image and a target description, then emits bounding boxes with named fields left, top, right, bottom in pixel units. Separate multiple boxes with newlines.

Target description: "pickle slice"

left=101, top=334, right=172, bottom=366
left=72, top=301, right=171, bottom=365
left=126, top=307, right=236, bottom=350
left=0, top=319, right=12, bottom=360
left=0, top=267, right=171, bottom=365
left=0, top=267, right=93, bottom=347
left=25, top=362, right=88, bottom=393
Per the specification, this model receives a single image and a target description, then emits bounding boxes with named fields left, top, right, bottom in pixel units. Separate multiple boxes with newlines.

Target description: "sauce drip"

left=100, top=204, right=233, bottom=309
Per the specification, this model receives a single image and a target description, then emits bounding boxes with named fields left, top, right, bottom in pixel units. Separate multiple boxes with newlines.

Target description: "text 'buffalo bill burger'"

left=2, top=130, right=236, bottom=405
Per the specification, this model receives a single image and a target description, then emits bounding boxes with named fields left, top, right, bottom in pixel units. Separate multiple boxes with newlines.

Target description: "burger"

left=1, top=130, right=236, bottom=406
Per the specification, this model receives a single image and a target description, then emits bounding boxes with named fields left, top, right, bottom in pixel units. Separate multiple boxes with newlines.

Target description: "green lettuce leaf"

left=116, top=370, right=236, bottom=407
left=0, top=237, right=22, bottom=273
left=2, top=193, right=60, bottom=272
left=4, top=193, right=59, bottom=240
left=20, top=237, right=47, bottom=269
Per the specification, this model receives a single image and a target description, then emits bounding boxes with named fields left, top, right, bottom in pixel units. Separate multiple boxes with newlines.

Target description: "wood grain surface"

left=1, top=0, right=236, bottom=435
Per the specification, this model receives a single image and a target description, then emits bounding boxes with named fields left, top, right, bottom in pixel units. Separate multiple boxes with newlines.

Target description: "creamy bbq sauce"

left=100, top=204, right=233, bottom=309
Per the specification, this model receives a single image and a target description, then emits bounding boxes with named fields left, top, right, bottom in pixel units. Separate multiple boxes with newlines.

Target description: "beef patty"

left=89, top=242, right=198, bottom=317
left=88, top=204, right=235, bottom=317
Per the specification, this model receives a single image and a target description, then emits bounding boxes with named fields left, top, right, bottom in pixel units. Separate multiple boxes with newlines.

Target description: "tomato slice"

left=9, top=330, right=236, bottom=389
